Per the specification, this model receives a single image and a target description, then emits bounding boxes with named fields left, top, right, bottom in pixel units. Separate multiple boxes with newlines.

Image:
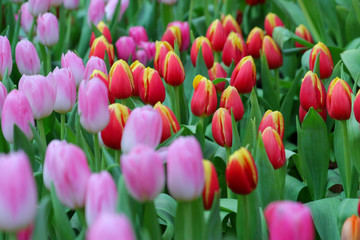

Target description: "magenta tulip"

left=61, top=51, right=85, bottom=86
left=20, top=3, right=34, bottom=34
left=115, top=36, right=136, bottom=62
left=168, top=21, right=190, bottom=51
left=0, top=82, right=7, bottom=116
left=28, top=0, right=50, bottom=16
left=84, top=56, right=108, bottom=80
left=88, top=0, right=105, bottom=26
left=138, top=41, right=156, bottom=61
left=129, top=26, right=148, bottom=44
left=51, top=67, right=76, bottom=114
left=134, top=49, right=148, bottom=65
left=64, top=0, right=79, bottom=9
left=36, top=13, right=59, bottom=47
left=17, top=224, right=34, bottom=240
left=15, top=40, right=41, bottom=75
left=0, top=36, right=12, bottom=79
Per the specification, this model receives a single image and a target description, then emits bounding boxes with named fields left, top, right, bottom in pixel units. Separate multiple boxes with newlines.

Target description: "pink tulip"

left=0, top=36, right=12, bottom=79
left=17, top=224, right=34, bottom=240
left=121, top=144, right=165, bottom=202
left=129, top=26, right=148, bottom=44
left=1, top=90, right=34, bottom=143
left=36, top=13, right=59, bottom=47
left=61, top=51, right=85, bottom=86
left=50, top=0, right=63, bottom=7
left=18, top=74, right=56, bottom=120
left=86, top=213, right=136, bottom=240
left=139, top=41, right=156, bottom=61
left=134, top=49, right=147, bottom=65
left=28, top=0, right=50, bottom=16
left=51, top=67, right=76, bottom=114
left=0, top=151, right=37, bottom=231
left=85, top=171, right=117, bottom=226
left=105, top=0, right=129, bottom=21
left=20, top=3, right=34, bottom=34
left=15, top=40, right=41, bottom=75
left=115, top=36, right=136, bottom=62
left=64, top=0, right=79, bottom=9
left=43, top=140, right=91, bottom=209
left=84, top=56, right=108, bottom=80
left=167, top=136, right=204, bottom=201
left=88, top=0, right=105, bottom=26
left=121, top=106, right=162, bottom=153
left=168, top=21, right=190, bottom=51
left=78, top=77, right=110, bottom=133
left=0, top=82, right=7, bottom=116
left=265, top=201, right=315, bottom=240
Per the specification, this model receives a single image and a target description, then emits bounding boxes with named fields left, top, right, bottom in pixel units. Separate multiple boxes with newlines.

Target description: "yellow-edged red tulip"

left=262, top=126, right=286, bottom=170
left=206, top=19, right=226, bottom=52
left=190, top=36, right=214, bottom=69
left=154, top=41, right=174, bottom=78
left=90, top=21, right=112, bottom=47
left=139, top=67, right=166, bottom=105
left=262, top=35, right=283, bottom=69
left=230, top=56, right=256, bottom=94
left=191, top=75, right=217, bottom=117
left=154, top=102, right=180, bottom=143
left=163, top=51, right=185, bottom=86
left=220, top=86, right=244, bottom=121
left=208, top=62, right=227, bottom=93
left=295, top=24, right=313, bottom=49
left=161, top=25, right=182, bottom=50
left=109, top=60, right=134, bottom=99
left=222, top=32, right=247, bottom=67
left=202, top=160, right=220, bottom=210
left=309, top=42, right=334, bottom=79
left=326, top=77, right=352, bottom=120
left=212, top=108, right=232, bottom=147
left=264, top=12, right=284, bottom=37
left=299, top=71, right=326, bottom=113
left=246, top=27, right=264, bottom=58
left=89, top=35, right=115, bottom=66
left=222, top=14, right=242, bottom=37
left=130, top=60, right=145, bottom=97
left=259, top=110, right=284, bottom=139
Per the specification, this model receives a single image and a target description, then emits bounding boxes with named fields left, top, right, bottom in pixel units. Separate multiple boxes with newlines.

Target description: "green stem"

left=0, top=0, right=2, bottom=32
left=214, top=51, right=219, bottom=63
left=28, top=18, right=36, bottom=42
left=93, top=134, right=101, bottom=172
left=274, top=68, right=280, bottom=101
left=60, top=114, right=65, bottom=140
left=204, top=0, right=210, bottom=26
left=237, top=195, right=250, bottom=240
left=174, top=86, right=181, bottom=123
left=11, top=10, right=21, bottom=57
left=46, top=47, right=52, bottom=74
left=63, top=12, right=72, bottom=53
left=199, top=117, right=205, bottom=131
left=115, top=150, right=120, bottom=164
left=188, top=0, right=194, bottom=26
left=225, top=147, right=233, bottom=198
left=37, top=119, right=47, bottom=148
left=120, top=98, right=127, bottom=106
left=76, top=208, right=87, bottom=229
left=7, top=232, right=17, bottom=240
left=341, top=120, right=352, bottom=198
left=143, top=201, right=161, bottom=240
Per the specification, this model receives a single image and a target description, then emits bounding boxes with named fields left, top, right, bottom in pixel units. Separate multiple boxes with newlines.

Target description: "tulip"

left=295, top=24, right=313, bottom=49
left=246, top=0, right=266, bottom=5
left=90, top=21, right=112, bottom=47
left=105, top=0, right=129, bottom=21
left=36, top=13, right=59, bottom=47
left=90, top=70, right=115, bottom=104
left=264, top=12, right=284, bottom=37
left=0, top=151, right=37, bottom=231
left=154, top=41, right=174, bottom=78
left=220, top=86, right=244, bottom=121
left=108, top=60, right=134, bottom=99
left=168, top=21, right=190, bottom=51
left=154, top=102, right=180, bottom=142
left=129, top=26, right=148, bottom=44
left=190, top=36, right=214, bottom=69
left=327, top=77, right=352, bottom=120
left=341, top=215, right=360, bottom=240
left=85, top=171, right=117, bottom=226
left=100, top=103, right=130, bottom=150
left=258, top=110, right=285, bottom=139
left=246, top=27, right=264, bottom=58
left=208, top=62, right=226, bottom=93
left=138, top=41, right=156, bottom=61
left=20, top=3, right=34, bottom=34
left=50, top=0, right=63, bottom=7
left=28, top=0, right=50, bottom=16
left=18, top=74, right=56, bottom=120
left=115, top=36, right=136, bottom=62
left=88, top=0, right=105, bottom=26
left=61, top=51, right=85, bottom=87
left=130, top=61, right=145, bottom=97
left=17, top=224, right=34, bottom=240
left=202, top=160, right=220, bottom=210
left=90, top=36, right=115, bottom=66
left=212, top=108, right=233, bottom=147
left=161, top=25, right=182, bottom=50
left=299, top=71, right=326, bottom=112
left=264, top=201, right=315, bottom=240
left=0, top=36, right=12, bottom=79
left=15, top=40, right=41, bottom=75
left=138, top=67, right=166, bottom=105
left=0, top=82, right=7, bottom=116
left=354, top=90, right=360, bottom=124
left=64, top=0, right=79, bottom=9
left=226, top=147, right=258, bottom=194
left=262, top=35, right=283, bottom=69
left=84, top=56, right=108, bottom=80
left=86, top=213, right=136, bottom=240
left=222, top=14, right=242, bottom=37
left=134, top=50, right=147, bottom=65
left=206, top=19, right=226, bottom=52
left=121, top=106, right=162, bottom=153
left=1, top=90, right=34, bottom=143
left=43, top=140, right=91, bottom=209
left=163, top=51, right=185, bottom=86
left=309, top=42, right=334, bottom=79
left=121, top=144, right=165, bottom=202
left=230, top=56, right=256, bottom=94
left=299, top=106, right=327, bottom=123
left=222, top=32, right=247, bottom=67
left=52, top=67, right=77, bottom=114
left=262, top=126, right=286, bottom=170
left=167, top=136, right=204, bottom=201
left=191, top=75, right=217, bottom=117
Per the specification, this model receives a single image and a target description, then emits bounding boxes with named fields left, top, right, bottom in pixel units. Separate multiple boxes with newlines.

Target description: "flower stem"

left=225, top=146, right=233, bottom=198
left=60, top=114, right=65, bottom=140
left=143, top=201, right=161, bottom=240
left=28, top=18, right=36, bottom=42
left=37, top=119, right=47, bottom=148
left=46, top=47, right=52, bottom=74
left=341, top=120, right=352, bottom=198
left=76, top=208, right=87, bottom=229
left=274, top=68, right=280, bottom=100
left=93, top=134, right=101, bottom=172
left=188, top=0, right=194, bottom=26
left=174, top=86, right=181, bottom=123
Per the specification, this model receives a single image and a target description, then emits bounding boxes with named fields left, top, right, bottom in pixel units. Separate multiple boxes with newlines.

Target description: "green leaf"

left=29, top=124, right=46, bottom=160
left=338, top=198, right=359, bottom=232
left=0, top=120, right=9, bottom=153
left=348, top=94, right=360, bottom=174
left=91, top=22, right=103, bottom=38
left=195, top=46, right=209, bottom=77
left=212, top=77, right=229, bottom=85
left=2, top=68, right=15, bottom=92
left=230, top=110, right=241, bottom=153
left=284, top=175, right=306, bottom=201
left=32, top=197, right=51, bottom=240
left=155, top=194, right=177, bottom=240
left=110, top=0, right=122, bottom=37
left=204, top=197, right=221, bottom=240
left=273, top=27, right=314, bottom=49
left=260, top=53, right=279, bottom=110
left=313, top=52, right=321, bottom=78
left=341, top=49, right=360, bottom=87
left=143, top=201, right=162, bottom=240
left=13, top=125, right=35, bottom=170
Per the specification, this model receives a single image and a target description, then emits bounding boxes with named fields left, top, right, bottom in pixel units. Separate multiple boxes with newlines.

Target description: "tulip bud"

left=191, top=36, right=214, bottom=69
left=138, top=41, right=156, bottom=61
left=121, top=144, right=165, bottom=202
left=222, top=14, right=242, bottom=37
left=327, top=77, right=352, bottom=120
left=134, top=49, right=147, bottom=65
left=100, top=103, right=130, bottom=150
left=354, top=90, right=360, bottom=124
left=264, top=12, right=284, bottom=37
left=130, top=61, right=145, bottom=97
left=230, top=56, right=256, bottom=94
left=64, top=0, right=79, bottom=9
left=295, top=24, right=313, bottom=49
left=90, top=36, right=115, bottom=66
left=0, top=36, right=12, bottom=79
left=191, top=75, right=217, bottom=117
left=262, top=126, right=286, bottom=170
left=161, top=25, right=182, bottom=50
left=86, top=213, right=136, bottom=240
left=212, top=108, right=233, bottom=147
left=139, top=67, right=166, bottom=105
left=154, top=102, right=180, bottom=142
left=167, top=136, right=204, bottom=201
left=0, top=82, right=7, bottom=116
left=220, top=86, right=244, bottom=121
left=208, top=62, right=226, bottom=93
left=28, top=0, right=50, bottom=16
left=226, top=147, right=258, bottom=195
left=84, top=56, right=108, bottom=80
left=36, top=13, right=59, bottom=47
left=43, top=140, right=91, bottom=208
left=90, top=70, right=115, bottom=104
left=52, top=67, right=77, bottom=114
left=206, top=19, right=226, bottom=52
left=17, top=224, right=34, bottom=240
left=108, top=60, right=134, bottom=99
left=299, top=71, right=326, bottom=113
left=163, top=51, right=185, bottom=86
left=20, top=3, right=34, bottom=34
left=341, top=215, right=360, bottom=240
left=115, top=36, right=136, bottom=62
left=202, top=160, right=220, bottom=210
left=121, top=106, right=162, bottom=153
left=129, top=26, right=148, bottom=44
left=154, top=41, right=174, bottom=78
left=259, top=110, right=284, bottom=140
left=90, top=21, right=112, bottom=47
left=1, top=90, right=34, bottom=143
left=85, top=171, right=117, bottom=226
left=168, top=21, right=190, bottom=51
left=262, top=35, right=283, bottom=69
left=61, top=51, right=85, bottom=86
left=0, top=152, right=37, bottom=231
left=88, top=0, right=105, bottom=26
left=246, top=0, right=266, bottom=5
left=246, top=27, right=264, bottom=58
left=309, top=42, right=334, bottom=79
left=222, top=32, right=247, bottom=67
left=299, top=106, right=327, bottom=123
left=15, top=40, right=41, bottom=75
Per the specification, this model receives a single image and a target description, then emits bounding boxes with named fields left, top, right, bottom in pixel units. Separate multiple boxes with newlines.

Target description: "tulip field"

left=2, top=0, right=360, bottom=239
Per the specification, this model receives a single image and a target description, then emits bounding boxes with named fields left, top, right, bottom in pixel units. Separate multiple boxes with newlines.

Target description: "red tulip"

left=299, top=71, right=326, bottom=113
left=90, top=70, right=115, bottom=104
left=202, top=160, right=220, bottom=210
left=139, top=68, right=166, bottom=105
left=90, top=21, right=112, bottom=47
left=109, top=60, right=134, bottom=99
left=161, top=25, right=182, bottom=50
left=264, top=12, right=284, bottom=37
left=212, top=108, right=232, bottom=147
left=262, top=126, right=286, bottom=170
left=191, top=75, right=217, bottom=117
left=295, top=24, right=313, bottom=49
left=163, top=51, right=185, bottom=86
left=130, top=60, right=145, bottom=97
left=230, top=56, right=256, bottom=94
left=190, top=36, right=214, bottom=69
left=220, top=86, right=244, bottom=121
left=206, top=19, right=226, bottom=52
left=222, top=32, right=247, bottom=67
left=154, top=41, right=174, bottom=78
left=326, top=77, right=352, bottom=120
left=154, top=102, right=180, bottom=142
left=309, top=42, right=333, bottom=79
left=246, top=27, right=264, bottom=58
left=222, top=14, right=242, bottom=37
left=89, top=36, right=115, bottom=66
left=262, top=36, right=283, bottom=69
left=208, top=62, right=227, bottom=93
left=259, top=110, right=284, bottom=139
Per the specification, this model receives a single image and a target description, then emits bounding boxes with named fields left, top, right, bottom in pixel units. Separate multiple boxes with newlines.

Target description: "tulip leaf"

left=91, top=22, right=103, bottom=39
left=230, top=110, right=241, bottom=153
left=284, top=174, right=307, bottom=201
left=32, top=196, right=51, bottom=240
left=212, top=77, right=229, bottom=85
left=195, top=46, right=209, bottom=78
left=348, top=94, right=360, bottom=174
left=143, top=201, right=162, bottom=240
left=137, top=0, right=157, bottom=40
left=338, top=198, right=359, bottom=233
left=260, top=53, right=279, bottom=110
left=30, top=124, right=46, bottom=160
left=273, top=27, right=314, bottom=50
left=102, top=147, right=121, bottom=179
left=13, top=125, right=35, bottom=169
left=341, top=49, right=360, bottom=86
left=110, top=0, right=122, bottom=37
left=0, top=25, right=9, bottom=37
left=155, top=194, right=177, bottom=240
left=313, top=52, right=321, bottom=77
left=2, top=68, right=15, bottom=93
left=204, top=197, right=221, bottom=240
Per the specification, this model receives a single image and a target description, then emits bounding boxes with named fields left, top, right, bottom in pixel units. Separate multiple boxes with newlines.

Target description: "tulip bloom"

left=262, top=126, right=286, bottom=170
left=265, top=201, right=314, bottom=240
left=258, top=110, right=285, bottom=139
left=90, top=21, right=112, bottom=47
left=121, top=106, right=162, bottom=153
left=264, top=12, right=284, bottom=37
left=212, top=108, right=233, bottom=147
left=43, top=140, right=91, bottom=209
left=85, top=171, right=118, bottom=226
left=226, top=147, right=258, bottom=195
left=88, top=0, right=105, bottom=26
left=299, top=71, right=326, bottom=112
left=52, top=67, right=77, bottom=114
left=208, top=62, right=226, bottom=93
left=191, top=75, right=217, bottom=117
left=161, top=25, right=182, bottom=50
left=84, top=56, right=108, bottom=80
left=341, top=215, right=360, bottom=240
left=90, top=36, right=115, bottom=66
left=309, top=42, right=334, bottom=79
left=138, top=68, right=166, bottom=105
left=138, top=41, right=156, bottom=61
left=90, top=70, right=115, bottom=104
left=15, top=40, right=41, bottom=75
left=222, top=14, right=242, bottom=37
left=0, top=82, right=7, bottom=116
left=37, top=13, right=59, bottom=47
left=28, top=0, right=50, bottom=16
left=354, top=90, right=360, bottom=124
left=134, top=50, right=147, bottom=65
left=167, top=136, right=204, bottom=201
left=61, top=51, right=85, bottom=87
left=202, top=160, right=219, bottom=210
left=222, top=32, right=247, bottom=67
left=0, top=152, right=37, bottom=231
left=1, top=90, right=34, bottom=143
left=64, top=0, right=79, bottom=9
left=105, top=0, right=129, bottom=22
left=154, top=102, right=180, bottom=142
left=262, top=36, right=283, bottom=69
left=108, top=60, right=134, bottom=99
left=0, top=36, right=12, bottom=79
left=163, top=51, right=185, bottom=86
left=299, top=106, right=327, bottom=123
left=154, top=41, right=174, bottom=78
left=246, top=27, right=264, bottom=58
left=230, top=56, right=256, bottom=94
left=115, top=36, right=136, bottom=62
left=100, top=103, right=130, bottom=150
left=130, top=61, right=145, bottom=97
left=190, top=36, right=214, bottom=69
left=220, top=86, right=244, bottom=121
left=129, top=26, right=148, bottom=44
left=20, top=3, right=34, bottom=34
left=327, top=77, right=352, bottom=120
left=168, top=21, right=190, bottom=51
left=206, top=19, right=226, bottom=52
left=295, top=24, right=313, bottom=49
